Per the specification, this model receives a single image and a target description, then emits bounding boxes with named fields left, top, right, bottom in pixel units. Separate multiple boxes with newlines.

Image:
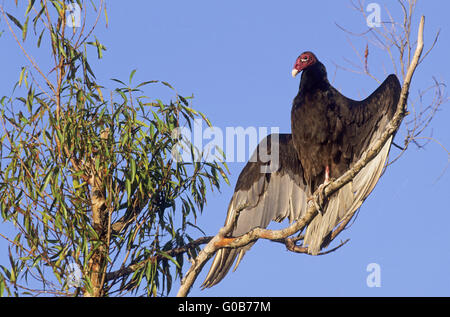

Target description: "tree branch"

left=105, top=236, right=213, bottom=282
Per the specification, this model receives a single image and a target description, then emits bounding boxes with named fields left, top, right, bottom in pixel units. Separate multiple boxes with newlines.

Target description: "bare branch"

left=0, top=5, right=55, bottom=99
left=105, top=236, right=213, bottom=282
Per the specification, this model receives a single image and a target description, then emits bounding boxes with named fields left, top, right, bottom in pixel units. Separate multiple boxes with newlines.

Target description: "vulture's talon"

left=311, top=180, right=332, bottom=215
left=307, top=189, right=326, bottom=215
left=313, top=197, right=324, bottom=215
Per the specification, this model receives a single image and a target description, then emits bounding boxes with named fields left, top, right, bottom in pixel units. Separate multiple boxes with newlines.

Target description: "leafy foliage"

left=0, top=0, right=228, bottom=296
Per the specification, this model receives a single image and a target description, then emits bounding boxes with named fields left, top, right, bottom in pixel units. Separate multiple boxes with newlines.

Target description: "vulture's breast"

left=291, top=90, right=347, bottom=190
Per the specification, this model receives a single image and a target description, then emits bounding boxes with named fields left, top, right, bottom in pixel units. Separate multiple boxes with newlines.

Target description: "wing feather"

left=303, top=74, right=400, bottom=255
left=201, top=133, right=308, bottom=288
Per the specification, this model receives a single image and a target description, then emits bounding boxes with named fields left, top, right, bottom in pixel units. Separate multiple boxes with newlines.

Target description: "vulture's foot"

left=307, top=186, right=326, bottom=215
left=309, top=176, right=335, bottom=215
left=311, top=194, right=324, bottom=215
left=315, top=182, right=328, bottom=215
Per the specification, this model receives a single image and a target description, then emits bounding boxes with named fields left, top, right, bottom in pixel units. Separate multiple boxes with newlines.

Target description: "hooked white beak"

left=291, top=68, right=299, bottom=78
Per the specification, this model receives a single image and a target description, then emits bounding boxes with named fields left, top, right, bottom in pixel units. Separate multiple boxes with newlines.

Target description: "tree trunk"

left=85, top=129, right=110, bottom=297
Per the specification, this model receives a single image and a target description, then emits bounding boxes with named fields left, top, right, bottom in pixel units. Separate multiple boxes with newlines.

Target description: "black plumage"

left=292, top=52, right=400, bottom=191
left=202, top=51, right=401, bottom=288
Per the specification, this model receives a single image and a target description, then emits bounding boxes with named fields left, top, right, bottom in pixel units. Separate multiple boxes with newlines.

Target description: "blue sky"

left=1, top=1, right=449, bottom=297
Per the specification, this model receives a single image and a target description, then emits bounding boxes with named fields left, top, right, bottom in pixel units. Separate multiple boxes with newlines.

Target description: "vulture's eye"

left=301, top=57, right=309, bottom=62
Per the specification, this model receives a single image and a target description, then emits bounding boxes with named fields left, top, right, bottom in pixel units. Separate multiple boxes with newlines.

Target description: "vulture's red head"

left=292, top=51, right=318, bottom=78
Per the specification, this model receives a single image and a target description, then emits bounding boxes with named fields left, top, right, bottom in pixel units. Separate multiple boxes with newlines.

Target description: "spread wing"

left=201, top=133, right=308, bottom=288
left=336, top=74, right=401, bottom=161
left=303, top=74, right=401, bottom=254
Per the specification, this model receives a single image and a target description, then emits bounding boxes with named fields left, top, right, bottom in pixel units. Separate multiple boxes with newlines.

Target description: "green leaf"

left=87, top=36, right=106, bottom=59
left=25, top=0, right=36, bottom=16
left=37, top=28, right=45, bottom=48
left=0, top=265, right=11, bottom=280
left=58, top=41, right=67, bottom=59
left=95, top=156, right=100, bottom=172
left=161, top=81, right=173, bottom=89
left=32, top=5, right=45, bottom=29
left=18, top=67, right=26, bottom=87
left=104, top=4, right=109, bottom=27
left=130, top=158, right=136, bottom=182
left=116, top=89, right=127, bottom=102
left=83, top=57, right=96, bottom=79
left=126, top=178, right=131, bottom=203
left=135, top=120, right=149, bottom=128
left=158, top=251, right=180, bottom=268
left=6, top=13, right=22, bottom=31
left=39, top=168, right=53, bottom=196
left=0, top=276, right=4, bottom=296
left=26, top=86, right=33, bottom=113
left=22, top=16, right=29, bottom=41
left=50, top=0, right=63, bottom=16
left=136, top=80, right=158, bottom=88
left=97, top=105, right=106, bottom=122
left=111, top=78, right=126, bottom=86
left=129, top=69, right=137, bottom=84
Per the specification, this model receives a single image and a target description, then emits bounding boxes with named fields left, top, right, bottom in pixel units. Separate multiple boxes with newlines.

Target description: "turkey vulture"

left=201, top=51, right=401, bottom=288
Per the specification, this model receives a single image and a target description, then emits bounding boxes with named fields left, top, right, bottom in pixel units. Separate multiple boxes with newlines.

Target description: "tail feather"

left=303, top=136, right=393, bottom=255
left=201, top=245, right=253, bottom=289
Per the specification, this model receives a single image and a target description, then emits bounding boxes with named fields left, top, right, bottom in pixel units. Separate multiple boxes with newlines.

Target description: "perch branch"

left=105, top=236, right=213, bottom=282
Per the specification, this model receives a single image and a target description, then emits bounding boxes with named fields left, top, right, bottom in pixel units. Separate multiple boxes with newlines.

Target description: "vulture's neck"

left=299, top=62, right=330, bottom=94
